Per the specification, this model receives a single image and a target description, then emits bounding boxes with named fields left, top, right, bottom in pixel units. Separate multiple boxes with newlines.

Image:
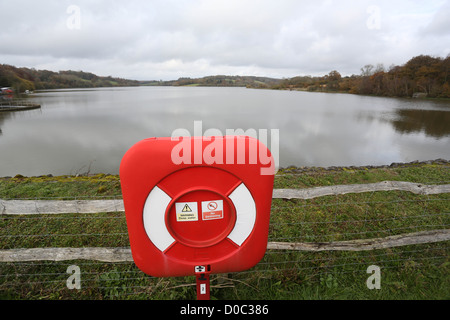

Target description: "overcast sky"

left=1, top=0, right=449, bottom=80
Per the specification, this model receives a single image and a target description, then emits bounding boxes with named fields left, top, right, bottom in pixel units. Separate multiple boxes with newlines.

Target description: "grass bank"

left=0, top=161, right=449, bottom=300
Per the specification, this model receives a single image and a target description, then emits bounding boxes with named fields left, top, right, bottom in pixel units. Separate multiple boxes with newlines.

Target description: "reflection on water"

left=0, top=87, right=449, bottom=177
left=392, top=109, right=450, bottom=138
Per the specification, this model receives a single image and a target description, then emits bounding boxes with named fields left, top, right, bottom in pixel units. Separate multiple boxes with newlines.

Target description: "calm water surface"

left=0, top=86, right=449, bottom=176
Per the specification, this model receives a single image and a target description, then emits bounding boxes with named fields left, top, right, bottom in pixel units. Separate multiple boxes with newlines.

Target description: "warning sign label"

left=175, top=202, right=198, bottom=221
left=201, top=200, right=224, bottom=221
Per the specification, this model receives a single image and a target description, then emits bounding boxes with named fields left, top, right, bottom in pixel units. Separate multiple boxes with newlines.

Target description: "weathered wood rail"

left=1, top=181, right=449, bottom=215
left=273, top=180, right=450, bottom=199
left=0, top=199, right=123, bottom=215
left=1, top=229, right=449, bottom=263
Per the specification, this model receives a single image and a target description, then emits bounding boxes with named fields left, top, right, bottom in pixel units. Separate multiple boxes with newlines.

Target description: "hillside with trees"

left=142, top=54, right=449, bottom=99
left=142, top=75, right=282, bottom=88
left=274, top=54, right=450, bottom=98
left=2, top=54, right=448, bottom=98
left=0, top=65, right=140, bottom=93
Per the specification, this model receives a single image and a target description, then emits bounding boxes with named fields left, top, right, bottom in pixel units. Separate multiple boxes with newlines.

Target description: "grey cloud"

left=420, top=1, right=450, bottom=37
left=0, top=0, right=448, bottom=80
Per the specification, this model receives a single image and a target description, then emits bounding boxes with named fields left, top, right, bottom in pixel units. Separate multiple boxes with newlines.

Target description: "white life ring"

left=143, top=183, right=256, bottom=252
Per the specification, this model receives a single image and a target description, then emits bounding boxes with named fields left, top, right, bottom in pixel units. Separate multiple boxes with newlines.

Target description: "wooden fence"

left=1, top=181, right=449, bottom=263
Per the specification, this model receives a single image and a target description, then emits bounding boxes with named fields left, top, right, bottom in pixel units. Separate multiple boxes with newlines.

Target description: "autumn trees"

left=0, top=65, right=36, bottom=93
left=350, top=54, right=450, bottom=98
left=373, top=55, right=449, bottom=98
left=273, top=54, right=450, bottom=98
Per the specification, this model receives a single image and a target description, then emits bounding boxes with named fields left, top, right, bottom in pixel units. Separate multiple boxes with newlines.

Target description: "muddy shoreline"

left=2, top=159, right=448, bottom=179
left=278, top=158, right=450, bottom=174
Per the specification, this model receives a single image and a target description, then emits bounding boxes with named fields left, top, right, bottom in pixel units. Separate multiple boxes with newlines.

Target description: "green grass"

left=0, top=173, right=121, bottom=199
left=0, top=162, right=449, bottom=300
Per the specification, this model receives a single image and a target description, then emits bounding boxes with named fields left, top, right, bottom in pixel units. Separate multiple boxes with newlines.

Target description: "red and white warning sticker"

left=201, top=200, right=224, bottom=221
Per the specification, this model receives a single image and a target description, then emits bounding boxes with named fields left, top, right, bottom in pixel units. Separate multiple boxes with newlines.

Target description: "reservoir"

left=0, top=86, right=449, bottom=177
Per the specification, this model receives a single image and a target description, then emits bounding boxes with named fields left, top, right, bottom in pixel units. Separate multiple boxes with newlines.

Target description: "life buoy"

left=143, top=181, right=256, bottom=252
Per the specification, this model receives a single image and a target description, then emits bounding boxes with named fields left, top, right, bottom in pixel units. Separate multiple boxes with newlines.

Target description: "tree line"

left=2, top=54, right=448, bottom=98
left=272, top=54, right=450, bottom=98
left=142, top=75, right=282, bottom=88
left=144, top=54, right=449, bottom=99
left=0, top=65, right=140, bottom=93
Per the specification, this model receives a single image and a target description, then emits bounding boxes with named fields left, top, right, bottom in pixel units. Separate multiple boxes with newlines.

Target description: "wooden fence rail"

left=1, top=181, right=449, bottom=215
left=273, top=181, right=450, bottom=200
left=1, top=229, right=449, bottom=262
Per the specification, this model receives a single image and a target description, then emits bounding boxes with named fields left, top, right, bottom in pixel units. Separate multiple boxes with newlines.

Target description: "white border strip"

left=227, top=183, right=256, bottom=246
left=143, top=186, right=175, bottom=252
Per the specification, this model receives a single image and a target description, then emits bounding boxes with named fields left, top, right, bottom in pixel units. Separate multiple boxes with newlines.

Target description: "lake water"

left=0, top=86, right=449, bottom=177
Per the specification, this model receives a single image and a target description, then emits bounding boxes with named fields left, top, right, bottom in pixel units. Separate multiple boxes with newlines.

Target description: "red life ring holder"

left=120, top=136, right=274, bottom=277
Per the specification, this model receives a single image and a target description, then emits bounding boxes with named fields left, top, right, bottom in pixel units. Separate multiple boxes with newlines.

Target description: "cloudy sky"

left=1, top=0, right=449, bottom=80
